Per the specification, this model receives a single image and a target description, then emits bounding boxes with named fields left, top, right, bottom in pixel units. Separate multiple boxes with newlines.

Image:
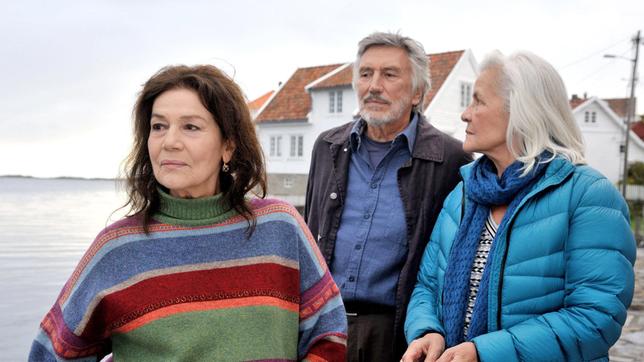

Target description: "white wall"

left=257, top=122, right=312, bottom=174
left=308, top=85, right=358, bottom=144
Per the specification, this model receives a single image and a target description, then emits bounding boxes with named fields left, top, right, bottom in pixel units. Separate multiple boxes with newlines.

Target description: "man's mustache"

left=362, top=94, right=391, bottom=104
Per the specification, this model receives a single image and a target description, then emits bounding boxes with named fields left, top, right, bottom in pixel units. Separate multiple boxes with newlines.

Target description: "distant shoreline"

left=0, top=175, right=122, bottom=181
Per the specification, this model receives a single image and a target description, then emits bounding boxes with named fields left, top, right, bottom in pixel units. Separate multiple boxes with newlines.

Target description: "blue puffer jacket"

left=405, top=157, right=636, bottom=361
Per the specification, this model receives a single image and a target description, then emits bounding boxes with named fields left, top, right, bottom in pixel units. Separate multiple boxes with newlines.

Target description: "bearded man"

left=304, top=32, right=472, bottom=361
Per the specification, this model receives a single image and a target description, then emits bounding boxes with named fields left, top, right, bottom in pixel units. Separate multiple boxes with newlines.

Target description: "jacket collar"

left=322, top=112, right=446, bottom=162
left=459, top=156, right=576, bottom=193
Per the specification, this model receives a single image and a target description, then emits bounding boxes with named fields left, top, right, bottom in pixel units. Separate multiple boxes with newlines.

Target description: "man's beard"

left=359, top=93, right=411, bottom=127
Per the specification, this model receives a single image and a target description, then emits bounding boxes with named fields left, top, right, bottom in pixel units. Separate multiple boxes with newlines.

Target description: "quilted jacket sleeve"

left=472, top=174, right=637, bottom=361
left=405, top=183, right=464, bottom=342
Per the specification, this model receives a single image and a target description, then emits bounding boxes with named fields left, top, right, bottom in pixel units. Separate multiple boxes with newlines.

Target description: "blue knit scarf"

left=441, top=155, right=548, bottom=347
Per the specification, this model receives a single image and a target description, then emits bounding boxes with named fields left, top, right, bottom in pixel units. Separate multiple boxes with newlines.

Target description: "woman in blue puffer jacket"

left=402, top=50, right=636, bottom=362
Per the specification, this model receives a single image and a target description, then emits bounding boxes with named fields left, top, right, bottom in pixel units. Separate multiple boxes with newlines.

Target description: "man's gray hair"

left=480, top=50, right=586, bottom=174
left=353, top=32, right=431, bottom=113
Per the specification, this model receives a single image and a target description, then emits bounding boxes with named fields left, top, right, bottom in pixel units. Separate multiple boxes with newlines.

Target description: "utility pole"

left=620, top=30, right=640, bottom=198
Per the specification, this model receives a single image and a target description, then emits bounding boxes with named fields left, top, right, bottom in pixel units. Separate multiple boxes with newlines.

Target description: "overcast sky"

left=1, top=0, right=642, bottom=178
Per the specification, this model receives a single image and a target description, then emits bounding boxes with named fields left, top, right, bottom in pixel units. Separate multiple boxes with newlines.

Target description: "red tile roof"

left=309, top=65, right=353, bottom=90
left=631, top=120, right=644, bottom=140
left=255, top=64, right=343, bottom=123
left=256, top=50, right=466, bottom=123
left=605, top=98, right=635, bottom=119
left=248, top=90, right=274, bottom=113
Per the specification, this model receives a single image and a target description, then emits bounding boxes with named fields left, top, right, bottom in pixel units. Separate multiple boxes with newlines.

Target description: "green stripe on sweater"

left=111, top=305, right=298, bottom=361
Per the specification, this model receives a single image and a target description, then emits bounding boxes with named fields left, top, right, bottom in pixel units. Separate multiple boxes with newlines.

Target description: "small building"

left=253, top=50, right=478, bottom=209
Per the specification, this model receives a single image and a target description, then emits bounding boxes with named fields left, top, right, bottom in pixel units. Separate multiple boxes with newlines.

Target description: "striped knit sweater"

left=29, top=191, right=347, bottom=361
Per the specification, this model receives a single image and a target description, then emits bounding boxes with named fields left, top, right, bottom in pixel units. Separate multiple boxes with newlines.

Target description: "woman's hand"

left=436, top=342, right=478, bottom=362
left=401, top=333, right=445, bottom=362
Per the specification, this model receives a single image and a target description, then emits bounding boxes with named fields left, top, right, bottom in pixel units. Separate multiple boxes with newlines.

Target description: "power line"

left=576, top=48, right=634, bottom=84
left=560, top=36, right=630, bottom=70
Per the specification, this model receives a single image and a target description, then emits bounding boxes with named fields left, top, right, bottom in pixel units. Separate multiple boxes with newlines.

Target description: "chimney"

left=583, top=92, right=587, bottom=99
left=571, top=94, right=579, bottom=101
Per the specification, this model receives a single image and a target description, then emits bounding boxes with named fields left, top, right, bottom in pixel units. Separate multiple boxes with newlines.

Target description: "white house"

left=253, top=50, right=478, bottom=208
left=570, top=95, right=644, bottom=185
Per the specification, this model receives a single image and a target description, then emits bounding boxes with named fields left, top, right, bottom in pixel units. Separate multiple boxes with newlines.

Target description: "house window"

left=460, top=82, right=472, bottom=108
left=290, top=135, right=304, bottom=157
left=283, top=176, right=294, bottom=189
left=270, top=135, right=282, bottom=157
left=584, top=111, right=597, bottom=123
left=329, top=90, right=343, bottom=113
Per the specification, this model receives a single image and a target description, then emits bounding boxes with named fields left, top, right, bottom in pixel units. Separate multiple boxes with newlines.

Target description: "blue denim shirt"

left=331, top=114, right=418, bottom=306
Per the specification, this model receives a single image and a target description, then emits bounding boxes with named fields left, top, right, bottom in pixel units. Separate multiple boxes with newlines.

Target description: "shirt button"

left=329, top=192, right=337, bottom=200
left=370, top=183, right=377, bottom=189
left=348, top=276, right=355, bottom=282
left=355, top=244, right=362, bottom=250
left=363, top=213, right=370, bottom=219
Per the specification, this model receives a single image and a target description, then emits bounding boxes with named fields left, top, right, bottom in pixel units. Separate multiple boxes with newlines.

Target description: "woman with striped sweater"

left=29, top=65, right=347, bottom=361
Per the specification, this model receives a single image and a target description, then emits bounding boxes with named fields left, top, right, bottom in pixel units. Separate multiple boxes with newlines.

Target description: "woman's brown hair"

left=123, top=64, right=267, bottom=233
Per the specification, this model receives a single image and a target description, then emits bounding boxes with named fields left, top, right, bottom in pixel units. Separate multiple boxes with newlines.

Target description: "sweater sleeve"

left=472, top=176, right=637, bottom=362
left=291, top=209, right=347, bottom=361
left=29, top=230, right=112, bottom=361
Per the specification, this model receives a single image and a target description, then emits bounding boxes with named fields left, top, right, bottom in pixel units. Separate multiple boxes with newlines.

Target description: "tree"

left=626, top=161, right=644, bottom=245
left=627, top=161, right=644, bottom=185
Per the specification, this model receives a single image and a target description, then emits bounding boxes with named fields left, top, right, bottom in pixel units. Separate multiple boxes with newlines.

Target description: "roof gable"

left=570, top=96, right=635, bottom=119
left=423, top=50, right=466, bottom=109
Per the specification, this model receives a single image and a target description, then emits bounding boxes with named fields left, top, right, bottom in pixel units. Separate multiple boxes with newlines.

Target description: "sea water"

left=0, top=177, right=126, bottom=361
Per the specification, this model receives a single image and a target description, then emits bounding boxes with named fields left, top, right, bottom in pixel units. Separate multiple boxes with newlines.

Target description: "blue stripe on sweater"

left=63, top=216, right=305, bottom=330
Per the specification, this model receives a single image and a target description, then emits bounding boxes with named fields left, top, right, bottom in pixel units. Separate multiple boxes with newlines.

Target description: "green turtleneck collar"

left=154, top=188, right=238, bottom=226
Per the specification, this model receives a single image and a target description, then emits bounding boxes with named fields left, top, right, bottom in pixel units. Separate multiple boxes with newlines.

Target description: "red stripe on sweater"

left=80, top=262, right=299, bottom=339
left=304, top=334, right=347, bottom=362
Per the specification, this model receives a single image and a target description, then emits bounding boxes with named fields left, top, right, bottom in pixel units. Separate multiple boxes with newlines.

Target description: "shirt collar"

left=350, top=112, right=419, bottom=154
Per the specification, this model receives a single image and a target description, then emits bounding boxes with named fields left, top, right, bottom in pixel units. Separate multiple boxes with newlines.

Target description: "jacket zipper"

left=496, top=218, right=515, bottom=329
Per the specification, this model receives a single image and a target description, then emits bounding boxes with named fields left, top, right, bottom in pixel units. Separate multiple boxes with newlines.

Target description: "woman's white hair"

left=480, top=50, right=586, bottom=173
